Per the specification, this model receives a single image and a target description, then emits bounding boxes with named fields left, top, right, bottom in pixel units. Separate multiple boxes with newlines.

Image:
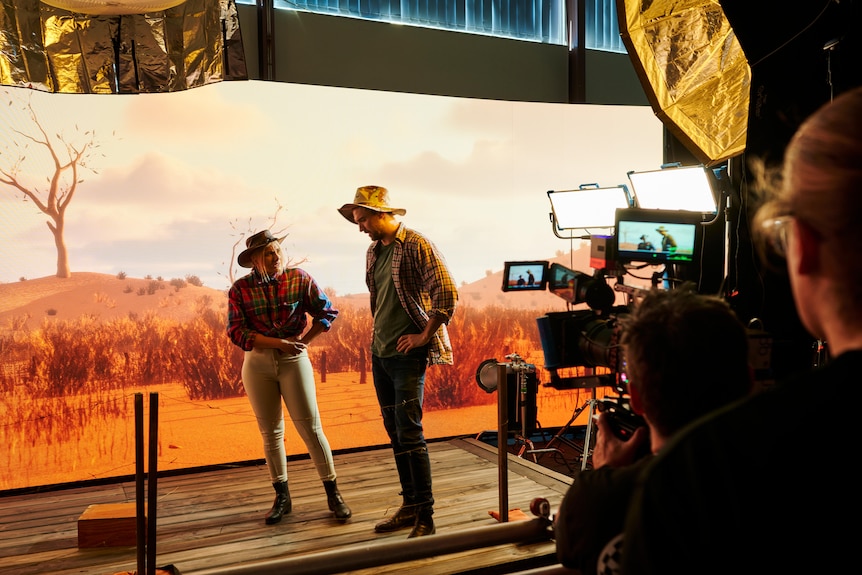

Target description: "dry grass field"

left=0, top=270, right=603, bottom=492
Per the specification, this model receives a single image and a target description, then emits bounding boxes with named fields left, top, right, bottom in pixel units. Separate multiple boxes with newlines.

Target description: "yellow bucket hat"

left=338, top=185, right=406, bottom=223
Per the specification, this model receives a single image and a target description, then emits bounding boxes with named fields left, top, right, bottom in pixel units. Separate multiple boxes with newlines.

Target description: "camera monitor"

left=501, top=261, right=549, bottom=292
left=614, top=208, right=703, bottom=266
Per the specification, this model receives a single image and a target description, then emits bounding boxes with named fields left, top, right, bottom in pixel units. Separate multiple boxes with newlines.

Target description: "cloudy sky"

left=0, top=80, right=662, bottom=295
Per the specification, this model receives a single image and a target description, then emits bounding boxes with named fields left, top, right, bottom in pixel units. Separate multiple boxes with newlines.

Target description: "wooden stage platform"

left=0, top=438, right=575, bottom=575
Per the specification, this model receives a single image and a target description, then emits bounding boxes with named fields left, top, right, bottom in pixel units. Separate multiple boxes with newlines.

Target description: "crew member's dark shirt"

left=556, top=456, right=652, bottom=574
left=622, top=350, right=862, bottom=575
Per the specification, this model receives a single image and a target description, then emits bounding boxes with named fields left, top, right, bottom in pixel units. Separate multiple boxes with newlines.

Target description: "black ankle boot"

left=323, top=479, right=352, bottom=521
left=408, top=509, right=435, bottom=538
left=265, top=481, right=291, bottom=525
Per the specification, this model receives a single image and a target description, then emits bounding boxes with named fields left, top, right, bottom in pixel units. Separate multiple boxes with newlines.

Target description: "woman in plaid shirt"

left=227, top=230, right=351, bottom=525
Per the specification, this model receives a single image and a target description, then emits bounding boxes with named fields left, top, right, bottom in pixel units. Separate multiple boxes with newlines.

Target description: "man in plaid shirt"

left=339, top=185, right=458, bottom=538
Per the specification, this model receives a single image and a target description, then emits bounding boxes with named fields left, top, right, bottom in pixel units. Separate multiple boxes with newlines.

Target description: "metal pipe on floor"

left=189, top=516, right=553, bottom=575
left=509, top=564, right=578, bottom=575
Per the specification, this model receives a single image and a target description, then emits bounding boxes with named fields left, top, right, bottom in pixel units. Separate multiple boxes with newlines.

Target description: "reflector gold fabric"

left=616, top=0, right=750, bottom=165
left=0, top=0, right=247, bottom=94
left=40, top=0, right=189, bottom=15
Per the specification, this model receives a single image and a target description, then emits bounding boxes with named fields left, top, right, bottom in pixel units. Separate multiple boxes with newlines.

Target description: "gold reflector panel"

left=40, top=0, right=188, bottom=15
left=616, top=0, right=751, bottom=165
left=0, top=0, right=247, bottom=93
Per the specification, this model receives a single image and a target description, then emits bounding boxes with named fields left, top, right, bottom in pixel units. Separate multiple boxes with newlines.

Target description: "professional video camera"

left=595, top=396, right=645, bottom=441
left=501, top=259, right=629, bottom=383
left=511, top=171, right=728, bottom=452
left=536, top=302, right=649, bottom=445
left=501, top=195, right=719, bottom=446
left=502, top=257, right=647, bottom=444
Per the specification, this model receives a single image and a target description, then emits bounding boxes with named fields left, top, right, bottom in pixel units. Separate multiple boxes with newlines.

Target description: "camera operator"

left=621, top=86, right=862, bottom=575
left=554, top=286, right=753, bottom=575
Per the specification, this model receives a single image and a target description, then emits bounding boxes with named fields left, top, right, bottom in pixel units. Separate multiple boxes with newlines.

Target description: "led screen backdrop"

left=0, top=80, right=662, bottom=491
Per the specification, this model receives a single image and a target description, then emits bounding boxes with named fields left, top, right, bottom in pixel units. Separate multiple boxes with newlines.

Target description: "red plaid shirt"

left=227, top=268, right=338, bottom=351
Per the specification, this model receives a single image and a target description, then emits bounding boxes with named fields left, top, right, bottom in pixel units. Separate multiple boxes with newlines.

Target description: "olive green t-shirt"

left=371, top=241, right=418, bottom=357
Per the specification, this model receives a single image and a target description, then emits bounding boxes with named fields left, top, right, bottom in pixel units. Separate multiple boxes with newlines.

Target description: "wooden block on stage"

left=77, top=502, right=144, bottom=548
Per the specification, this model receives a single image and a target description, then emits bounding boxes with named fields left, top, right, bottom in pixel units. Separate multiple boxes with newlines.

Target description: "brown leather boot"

left=408, top=509, right=435, bottom=538
left=374, top=504, right=418, bottom=533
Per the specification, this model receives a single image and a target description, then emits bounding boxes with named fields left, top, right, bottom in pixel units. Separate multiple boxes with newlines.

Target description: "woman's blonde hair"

left=250, top=239, right=286, bottom=280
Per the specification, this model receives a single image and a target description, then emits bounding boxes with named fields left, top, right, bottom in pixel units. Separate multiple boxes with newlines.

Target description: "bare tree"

left=222, top=199, right=305, bottom=286
left=0, top=89, right=106, bottom=278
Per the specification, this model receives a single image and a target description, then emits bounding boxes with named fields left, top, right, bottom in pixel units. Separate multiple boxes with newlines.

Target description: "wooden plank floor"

left=0, top=438, right=574, bottom=575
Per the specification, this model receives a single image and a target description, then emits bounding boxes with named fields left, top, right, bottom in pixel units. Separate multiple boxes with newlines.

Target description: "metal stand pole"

left=514, top=369, right=537, bottom=459
left=579, top=388, right=598, bottom=471
left=147, top=392, right=159, bottom=575
left=496, top=362, right=509, bottom=523
left=542, top=380, right=600, bottom=471
left=135, top=393, right=146, bottom=575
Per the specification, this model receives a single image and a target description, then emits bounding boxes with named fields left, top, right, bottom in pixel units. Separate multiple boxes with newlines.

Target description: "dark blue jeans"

left=372, top=352, right=434, bottom=512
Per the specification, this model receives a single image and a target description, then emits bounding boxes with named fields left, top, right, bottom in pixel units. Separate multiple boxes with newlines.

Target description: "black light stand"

left=475, top=354, right=555, bottom=465
left=505, top=354, right=557, bottom=463
left=496, top=362, right=509, bottom=523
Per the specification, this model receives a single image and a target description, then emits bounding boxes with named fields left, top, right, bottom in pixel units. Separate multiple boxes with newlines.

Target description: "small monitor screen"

left=614, top=208, right=703, bottom=265
left=501, top=261, right=549, bottom=292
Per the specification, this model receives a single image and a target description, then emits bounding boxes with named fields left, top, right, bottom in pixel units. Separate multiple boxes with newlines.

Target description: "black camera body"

left=597, top=398, right=646, bottom=441
left=537, top=306, right=629, bottom=374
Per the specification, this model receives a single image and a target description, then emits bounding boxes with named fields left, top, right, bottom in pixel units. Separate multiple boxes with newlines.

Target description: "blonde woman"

left=227, top=230, right=350, bottom=525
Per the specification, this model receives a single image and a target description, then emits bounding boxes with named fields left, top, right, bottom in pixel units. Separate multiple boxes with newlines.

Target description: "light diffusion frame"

left=548, top=185, right=632, bottom=239
left=626, top=165, right=718, bottom=213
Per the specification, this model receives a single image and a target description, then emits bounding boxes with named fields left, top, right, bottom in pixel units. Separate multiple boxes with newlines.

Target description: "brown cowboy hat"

left=338, top=185, right=406, bottom=224
left=237, top=230, right=287, bottom=268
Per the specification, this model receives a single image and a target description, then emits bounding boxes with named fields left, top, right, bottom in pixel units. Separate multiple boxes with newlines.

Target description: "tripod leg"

left=581, top=397, right=598, bottom=471
left=545, top=401, right=589, bottom=452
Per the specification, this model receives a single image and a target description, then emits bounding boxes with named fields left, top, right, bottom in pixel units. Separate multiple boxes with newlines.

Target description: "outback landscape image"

left=0, top=263, right=617, bottom=491
left=0, top=79, right=661, bottom=492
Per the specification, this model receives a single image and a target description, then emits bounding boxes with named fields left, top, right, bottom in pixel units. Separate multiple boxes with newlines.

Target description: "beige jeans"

left=241, top=347, right=336, bottom=483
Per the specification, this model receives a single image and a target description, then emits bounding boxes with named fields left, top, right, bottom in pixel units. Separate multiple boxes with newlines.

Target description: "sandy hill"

left=0, top=272, right=227, bottom=332
left=0, top=247, right=625, bottom=332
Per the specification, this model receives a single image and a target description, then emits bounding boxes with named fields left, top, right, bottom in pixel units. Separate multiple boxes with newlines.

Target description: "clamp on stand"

left=475, top=353, right=559, bottom=464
